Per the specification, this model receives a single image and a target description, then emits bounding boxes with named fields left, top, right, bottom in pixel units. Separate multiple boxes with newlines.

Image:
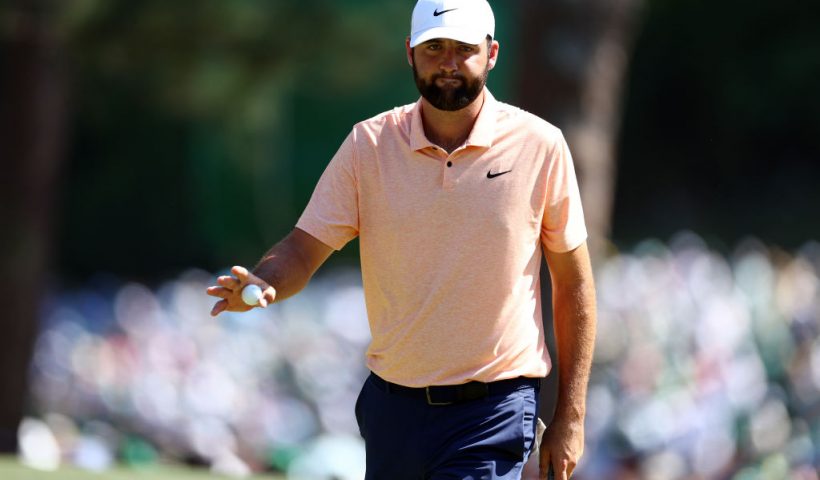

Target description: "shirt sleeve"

left=540, top=131, right=588, bottom=253
left=295, top=130, right=360, bottom=251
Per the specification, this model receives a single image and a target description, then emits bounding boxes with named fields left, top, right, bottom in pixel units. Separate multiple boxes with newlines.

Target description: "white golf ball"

left=241, top=284, right=263, bottom=306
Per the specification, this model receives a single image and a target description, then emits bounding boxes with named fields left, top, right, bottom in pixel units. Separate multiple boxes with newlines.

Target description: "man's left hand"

left=538, top=417, right=584, bottom=479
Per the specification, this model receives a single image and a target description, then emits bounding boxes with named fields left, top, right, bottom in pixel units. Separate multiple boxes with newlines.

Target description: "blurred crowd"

left=584, top=233, right=819, bottom=480
left=22, top=232, right=820, bottom=479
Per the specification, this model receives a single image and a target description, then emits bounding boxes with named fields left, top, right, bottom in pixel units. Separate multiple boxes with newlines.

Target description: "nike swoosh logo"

left=487, top=169, right=512, bottom=179
left=433, top=8, right=458, bottom=16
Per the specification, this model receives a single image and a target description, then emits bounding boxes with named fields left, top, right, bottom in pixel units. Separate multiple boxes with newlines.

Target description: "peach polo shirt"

left=296, top=89, right=587, bottom=387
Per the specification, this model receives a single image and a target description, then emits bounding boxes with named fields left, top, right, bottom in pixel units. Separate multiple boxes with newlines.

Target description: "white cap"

left=409, top=0, right=495, bottom=48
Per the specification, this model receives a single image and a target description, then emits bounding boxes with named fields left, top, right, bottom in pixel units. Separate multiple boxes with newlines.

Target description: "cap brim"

left=410, top=26, right=487, bottom=48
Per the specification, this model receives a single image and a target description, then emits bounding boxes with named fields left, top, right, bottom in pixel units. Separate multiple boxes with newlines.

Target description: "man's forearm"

left=551, top=273, right=597, bottom=423
left=252, top=229, right=333, bottom=303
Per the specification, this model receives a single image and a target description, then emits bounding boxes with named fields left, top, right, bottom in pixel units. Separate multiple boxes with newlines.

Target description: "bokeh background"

left=2, top=0, right=819, bottom=479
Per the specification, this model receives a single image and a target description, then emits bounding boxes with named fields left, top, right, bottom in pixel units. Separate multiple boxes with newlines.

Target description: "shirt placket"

left=431, top=145, right=471, bottom=190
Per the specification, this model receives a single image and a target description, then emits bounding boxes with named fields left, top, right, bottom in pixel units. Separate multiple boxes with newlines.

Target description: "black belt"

left=369, top=373, right=540, bottom=406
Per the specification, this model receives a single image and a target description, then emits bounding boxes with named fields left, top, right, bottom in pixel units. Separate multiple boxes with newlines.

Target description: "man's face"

left=410, top=38, right=495, bottom=111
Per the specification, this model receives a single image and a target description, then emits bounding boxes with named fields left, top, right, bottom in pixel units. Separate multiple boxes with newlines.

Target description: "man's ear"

left=487, top=40, right=500, bottom=71
left=406, top=37, right=414, bottom=67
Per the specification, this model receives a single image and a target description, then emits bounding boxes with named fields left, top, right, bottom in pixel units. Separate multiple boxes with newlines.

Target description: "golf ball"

left=241, top=284, right=263, bottom=306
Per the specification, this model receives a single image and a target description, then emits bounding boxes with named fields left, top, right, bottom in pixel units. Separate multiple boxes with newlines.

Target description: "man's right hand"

left=206, top=265, right=277, bottom=316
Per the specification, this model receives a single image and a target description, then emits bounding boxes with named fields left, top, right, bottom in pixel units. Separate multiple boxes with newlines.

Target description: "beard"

left=412, top=61, right=489, bottom=112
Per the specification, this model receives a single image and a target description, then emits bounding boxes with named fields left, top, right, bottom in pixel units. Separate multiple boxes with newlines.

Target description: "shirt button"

left=447, top=161, right=453, bottom=167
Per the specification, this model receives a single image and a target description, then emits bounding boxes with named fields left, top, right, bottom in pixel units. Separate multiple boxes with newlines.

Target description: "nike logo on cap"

left=433, top=8, right=458, bottom=16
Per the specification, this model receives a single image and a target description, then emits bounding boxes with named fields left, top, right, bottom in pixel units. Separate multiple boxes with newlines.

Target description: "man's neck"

left=420, top=90, right=486, bottom=154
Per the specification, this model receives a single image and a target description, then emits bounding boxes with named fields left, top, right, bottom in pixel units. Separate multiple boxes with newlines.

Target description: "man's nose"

left=439, top=48, right=458, bottom=73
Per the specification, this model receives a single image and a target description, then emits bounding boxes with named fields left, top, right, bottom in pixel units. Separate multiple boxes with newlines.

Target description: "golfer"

left=207, top=0, right=596, bottom=478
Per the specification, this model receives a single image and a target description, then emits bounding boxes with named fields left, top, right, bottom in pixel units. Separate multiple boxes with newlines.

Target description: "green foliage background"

left=50, top=0, right=820, bottom=281
left=56, top=0, right=515, bottom=279
left=614, top=0, right=820, bottom=248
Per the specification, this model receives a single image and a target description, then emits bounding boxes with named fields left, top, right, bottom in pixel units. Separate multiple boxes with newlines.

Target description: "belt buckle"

left=425, top=386, right=453, bottom=406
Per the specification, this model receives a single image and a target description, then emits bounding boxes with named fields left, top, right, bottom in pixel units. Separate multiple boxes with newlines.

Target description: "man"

left=206, top=0, right=596, bottom=479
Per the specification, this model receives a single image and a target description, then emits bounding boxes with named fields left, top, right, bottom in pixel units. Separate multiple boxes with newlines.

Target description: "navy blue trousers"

left=355, top=373, right=540, bottom=480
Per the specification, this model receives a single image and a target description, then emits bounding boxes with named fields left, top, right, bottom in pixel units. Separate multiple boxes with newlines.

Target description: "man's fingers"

left=540, top=455, right=569, bottom=480
left=257, top=287, right=277, bottom=308
left=539, top=465, right=555, bottom=480
left=231, top=265, right=249, bottom=281
left=263, top=288, right=276, bottom=305
left=217, top=275, right=240, bottom=289
left=555, top=459, right=572, bottom=480
left=539, top=451, right=551, bottom=479
left=210, top=299, right=228, bottom=317
left=206, top=286, right=232, bottom=299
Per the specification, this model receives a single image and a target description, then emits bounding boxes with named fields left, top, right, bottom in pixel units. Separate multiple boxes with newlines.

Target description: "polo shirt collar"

left=410, top=88, right=498, bottom=152
left=410, top=102, right=436, bottom=151
left=464, top=88, right=498, bottom=148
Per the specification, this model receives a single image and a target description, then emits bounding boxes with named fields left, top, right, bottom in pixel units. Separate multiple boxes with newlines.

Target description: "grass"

left=0, top=456, right=285, bottom=480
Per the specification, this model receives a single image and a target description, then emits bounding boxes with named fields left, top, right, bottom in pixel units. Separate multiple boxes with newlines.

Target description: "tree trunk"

left=0, top=0, right=65, bottom=452
left=516, top=0, right=641, bottom=259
